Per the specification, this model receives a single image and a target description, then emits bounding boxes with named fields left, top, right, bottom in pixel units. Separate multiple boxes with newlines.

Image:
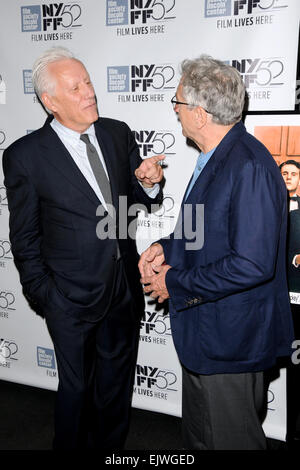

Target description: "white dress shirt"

left=50, top=118, right=159, bottom=210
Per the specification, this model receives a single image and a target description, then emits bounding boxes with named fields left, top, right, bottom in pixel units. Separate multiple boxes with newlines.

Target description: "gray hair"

left=32, top=47, right=74, bottom=110
left=180, top=55, right=246, bottom=126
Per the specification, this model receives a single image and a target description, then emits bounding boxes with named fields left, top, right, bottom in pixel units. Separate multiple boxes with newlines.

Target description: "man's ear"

left=41, top=92, right=57, bottom=113
left=194, top=106, right=208, bottom=128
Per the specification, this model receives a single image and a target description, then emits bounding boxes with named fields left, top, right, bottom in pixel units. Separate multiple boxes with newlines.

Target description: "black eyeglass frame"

left=170, top=96, right=209, bottom=114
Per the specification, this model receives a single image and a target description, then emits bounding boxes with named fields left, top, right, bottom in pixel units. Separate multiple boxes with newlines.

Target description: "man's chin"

left=88, top=110, right=99, bottom=123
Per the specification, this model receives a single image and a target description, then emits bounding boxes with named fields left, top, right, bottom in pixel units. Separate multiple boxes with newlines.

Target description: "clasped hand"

left=138, top=243, right=171, bottom=303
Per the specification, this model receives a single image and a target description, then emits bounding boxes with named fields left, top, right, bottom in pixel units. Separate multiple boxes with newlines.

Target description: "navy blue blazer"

left=160, top=122, right=294, bottom=374
left=3, top=117, right=162, bottom=321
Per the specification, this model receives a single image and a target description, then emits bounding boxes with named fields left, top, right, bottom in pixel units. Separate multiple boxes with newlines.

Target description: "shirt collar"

left=51, top=118, right=96, bottom=142
left=196, top=147, right=216, bottom=171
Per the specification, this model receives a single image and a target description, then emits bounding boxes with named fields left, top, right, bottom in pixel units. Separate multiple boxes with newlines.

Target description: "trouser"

left=45, top=259, right=140, bottom=449
left=182, top=366, right=267, bottom=450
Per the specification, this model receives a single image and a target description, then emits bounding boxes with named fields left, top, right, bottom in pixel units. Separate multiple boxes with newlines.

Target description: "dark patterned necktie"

left=80, top=133, right=113, bottom=210
left=80, top=133, right=120, bottom=258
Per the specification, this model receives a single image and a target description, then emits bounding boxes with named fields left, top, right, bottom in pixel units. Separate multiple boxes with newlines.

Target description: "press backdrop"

left=0, top=0, right=299, bottom=442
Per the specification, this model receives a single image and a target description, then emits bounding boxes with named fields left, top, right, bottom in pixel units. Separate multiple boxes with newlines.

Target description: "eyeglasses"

left=171, top=96, right=192, bottom=107
left=171, top=95, right=209, bottom=113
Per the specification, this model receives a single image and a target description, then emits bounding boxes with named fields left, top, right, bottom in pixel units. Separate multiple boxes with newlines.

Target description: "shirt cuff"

left=139, top=182, right=160, bottom=198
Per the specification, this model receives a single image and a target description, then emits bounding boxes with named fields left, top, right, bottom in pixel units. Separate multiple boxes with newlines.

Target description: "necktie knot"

left=81, top=133, right=97, bottom=153
left=80, top=133, right=91, bottom=145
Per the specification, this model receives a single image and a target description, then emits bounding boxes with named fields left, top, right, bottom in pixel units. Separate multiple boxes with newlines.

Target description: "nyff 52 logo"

left=107, top=64, right=176, bottom=93
left=205, top=0, right=288, bottom=18
left=140, top=311, right=172, bottom=335
left=106, top=0, right=176, bottom=26
left=21, top=3, right=82, bottom=32
left=233, top=0, right=287, bottom=15
left=133, top=130, right=175, bottom=157
left=135, top=364, right=177, bottom=391
left=0, top=338, right=18, bottom=363
left=228, top=57, right=284, bottom=88
left=130, top=0, right=176, bottom=24
left=0, top=291, right=16, bottom=311
left=0, top=240, right=12, bottom=260
left=0, top=187, right=8, bottom=207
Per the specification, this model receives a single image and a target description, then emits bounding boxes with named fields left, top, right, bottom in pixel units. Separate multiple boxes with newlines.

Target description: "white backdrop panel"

left=1, top=0, right=300, bottom=442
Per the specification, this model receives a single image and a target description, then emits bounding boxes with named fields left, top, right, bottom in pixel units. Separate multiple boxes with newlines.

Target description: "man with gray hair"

left=139, top=55, right=294, bottom=450
left=3, top=47, right=163, bottom=449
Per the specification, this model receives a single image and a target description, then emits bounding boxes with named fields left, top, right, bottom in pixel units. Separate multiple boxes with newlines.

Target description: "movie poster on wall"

left=246, top=114, right=300, bottom=302
left=245, top=113, right=300, bottom=441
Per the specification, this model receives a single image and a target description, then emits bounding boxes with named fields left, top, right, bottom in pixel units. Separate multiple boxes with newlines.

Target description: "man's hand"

left=138, top=242, right=165, bottom=278
left=135, top=155, right=165, bottom=188
left=141, top=264, right=171, bottom=303
left=139, top=243, right=171, bottom=303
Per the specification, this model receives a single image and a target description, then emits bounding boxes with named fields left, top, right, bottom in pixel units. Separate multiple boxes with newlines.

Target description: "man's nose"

left=83, top=83, right=94, bottom=98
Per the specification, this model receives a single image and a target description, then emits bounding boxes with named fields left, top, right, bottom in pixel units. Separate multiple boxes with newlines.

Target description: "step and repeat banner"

left=0, top=0, right=299, bottom=442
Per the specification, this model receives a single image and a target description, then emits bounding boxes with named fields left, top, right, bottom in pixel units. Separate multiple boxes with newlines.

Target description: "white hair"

left=181, top=55, right=246, bottom=126
left=32, top=47, right=75, bottom=112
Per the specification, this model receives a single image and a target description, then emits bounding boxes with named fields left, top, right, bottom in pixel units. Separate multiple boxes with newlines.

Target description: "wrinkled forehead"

left=45, top=58, right=90, bottom=94
left=48, top=58, right=87, bottom=75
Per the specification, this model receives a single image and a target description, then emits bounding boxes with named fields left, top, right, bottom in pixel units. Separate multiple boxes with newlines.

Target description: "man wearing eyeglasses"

left=139, top=55, right=294, bottom=450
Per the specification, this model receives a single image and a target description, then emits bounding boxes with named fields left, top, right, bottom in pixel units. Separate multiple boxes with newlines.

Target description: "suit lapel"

left=39, top=120, right=106, bottom=206
left=185, top=121, right=246, bottom=203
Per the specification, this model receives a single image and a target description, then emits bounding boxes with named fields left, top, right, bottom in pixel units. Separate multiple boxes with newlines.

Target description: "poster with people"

left=247, top=115, right=300, bottom=446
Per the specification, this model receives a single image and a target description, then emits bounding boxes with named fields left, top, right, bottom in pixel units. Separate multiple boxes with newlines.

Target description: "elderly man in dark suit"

left=2, top=47, right=163, bottom=449
left=139, top=55, right=294, bottom=450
